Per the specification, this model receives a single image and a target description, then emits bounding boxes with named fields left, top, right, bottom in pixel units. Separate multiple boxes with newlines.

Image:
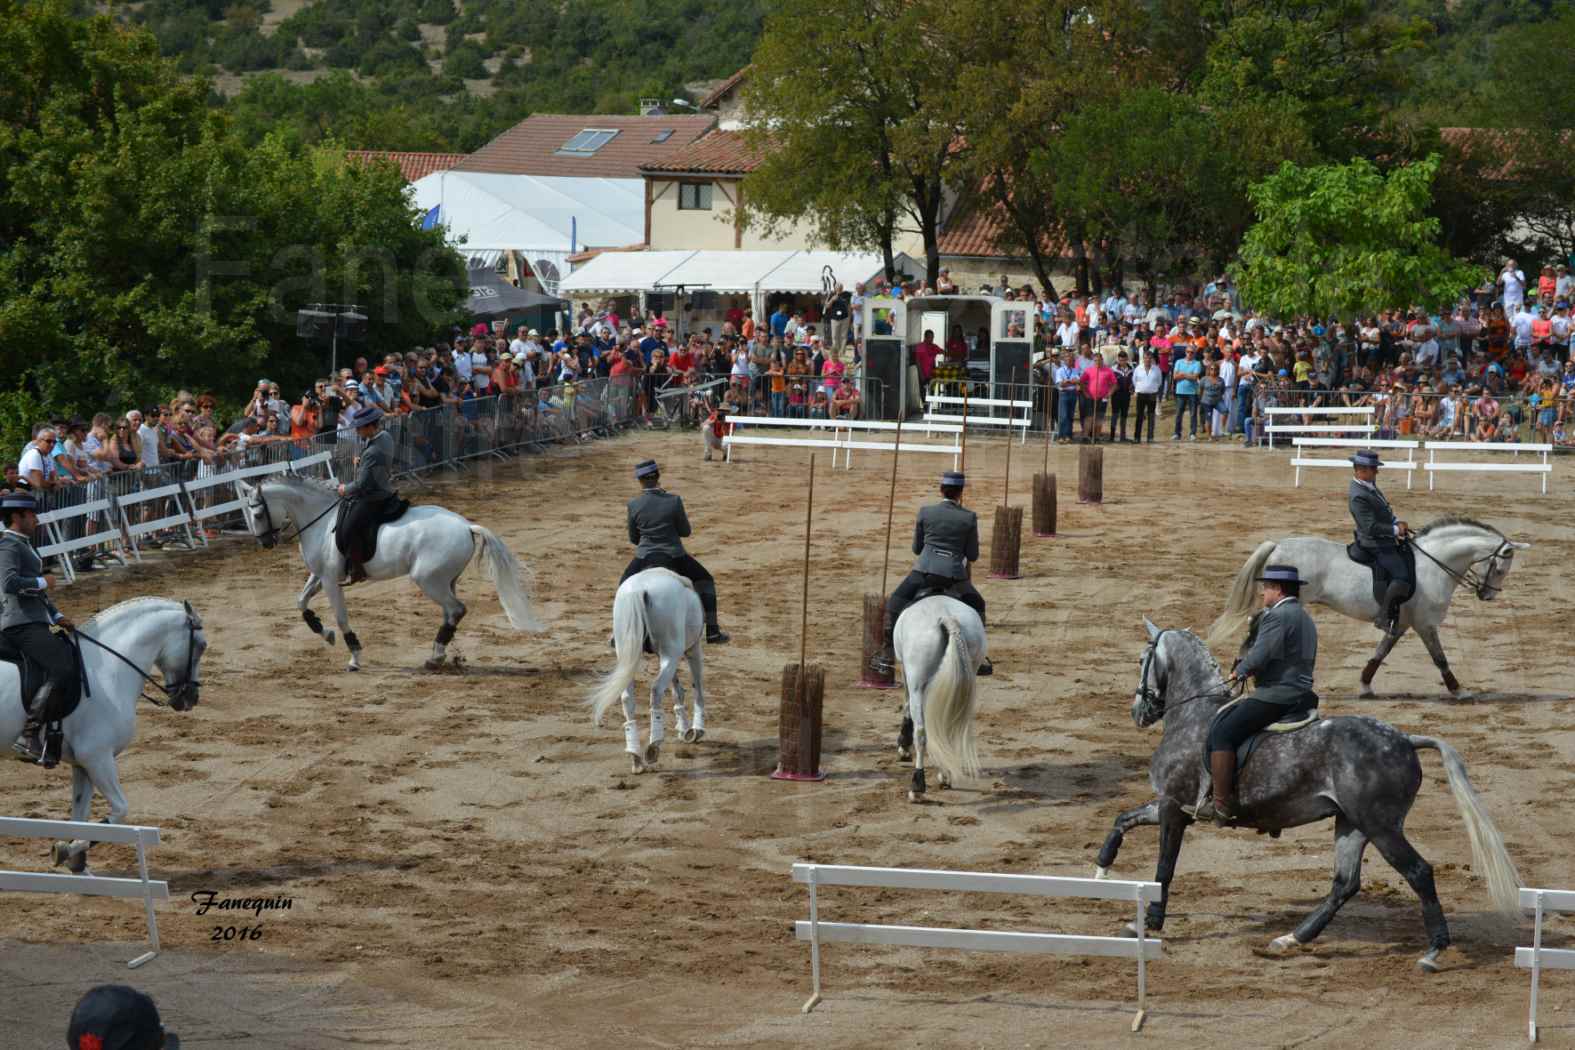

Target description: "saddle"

left=334, top=492, right=411, bottom=563
left=1204, top=696, right=1321, bottom=774
left=1347, top=534, right=1417, bottom=609
left=0, top=632, right=82, bottom=724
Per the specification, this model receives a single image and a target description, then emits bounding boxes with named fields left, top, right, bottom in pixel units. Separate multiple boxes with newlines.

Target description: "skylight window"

left=557, top=128, right=620, bottom=155
left=651, top=129, right=674, bottom=143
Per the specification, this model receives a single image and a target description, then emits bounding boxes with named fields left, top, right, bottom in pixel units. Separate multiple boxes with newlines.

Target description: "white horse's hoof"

left=51, top=841, right=69, bottom=867
left=346, top=663, right=360, bottom=672
left=936, top=771, right=951, bottom=789
left=629, top=754, right=644, bottom=774
left=1418, top=950, right=1443, bottom=973
left=682, top=728, right=703, bottom=744
left=323, top=630, right=336, bottom=647
left=1266, top=933, right=1300, bottom=954
left=1358, top=686, right=1377, bottom=699
left=1094, top=866, right=1110, bottom=880
left=907, top=789, right=923, bottom=803
left=1122, top=922, right=1146, bottom=938
left=644, top=742, right=660, bottom=767
left=897, top=746, right=912, bottom=761
left=1451, top=690, right=1475, bottom=702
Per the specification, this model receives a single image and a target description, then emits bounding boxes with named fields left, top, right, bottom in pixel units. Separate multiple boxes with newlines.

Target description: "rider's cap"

left=1349, top=449, right=1383, bottom=468
left=67, top=984, right=181, bottom=1050
left=347, top=404, right=384, bottom=428
left=1256, top=564, right=1307, bottom=586
left=941, top=471, right=966, bottom=488
left=634, top=459, right=660, bottom=479
left=0, top=493, right=38, bottom=511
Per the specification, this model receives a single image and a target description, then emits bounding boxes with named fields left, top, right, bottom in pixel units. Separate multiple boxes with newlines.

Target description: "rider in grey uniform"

left=1, top=492, right=79, bottom=767
left=1194, top=563, right=1318, bottom=825
left=1349, top=448, right=1413, bottom=632
left=336, top=404, right=398, bottom=585
left=872, top=470, right=992, bottom=676
left=619, top=459, right=728, bottom=643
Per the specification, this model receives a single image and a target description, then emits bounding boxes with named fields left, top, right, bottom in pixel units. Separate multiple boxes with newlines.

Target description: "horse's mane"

left=269, top=472, right=338, bottom=497
left=83, top=596, right=188, bottom=633
left=1417, top=515, right=1502, bottom=539
left=1173, top=629, right=1225, bottom=678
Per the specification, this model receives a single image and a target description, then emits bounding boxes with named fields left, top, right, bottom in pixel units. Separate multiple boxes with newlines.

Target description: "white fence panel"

left=0, top=816, right=168, bottom=968
left=35, top=499, right=128, bottom=582
left=791, top=862, right=1161, bottom=1030
left=116, top=483, right=196, bottom=558
left=1516, top=886, right=1575, bottom=1042
left=1289, top=437, right=1420, bottom=489
left=1424, top=442, right=1554, bottom=495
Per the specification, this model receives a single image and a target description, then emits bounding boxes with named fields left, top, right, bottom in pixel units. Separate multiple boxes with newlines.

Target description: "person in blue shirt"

left=769, top=304, right=790, bottom=339
left=1172, top=344, right=1204, bottom=439
left=638, top=329, right=662, bottom=364
left=1053, top=348, right=1082, bottom=439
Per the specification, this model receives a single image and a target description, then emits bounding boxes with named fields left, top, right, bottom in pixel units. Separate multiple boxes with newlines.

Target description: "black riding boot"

left=12, top=684, right=54, bottom=766
left=1193, top=750, right=1237, bottom=825
left=698, top=586, right=729, bottom=644
left=871, top=614, right=897, bottom=674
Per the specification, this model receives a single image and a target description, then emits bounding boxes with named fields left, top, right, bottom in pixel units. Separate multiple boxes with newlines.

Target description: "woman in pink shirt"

left=820, top=347, right=847, bottom=397
left=1080, top=354, right=1117, bottom=441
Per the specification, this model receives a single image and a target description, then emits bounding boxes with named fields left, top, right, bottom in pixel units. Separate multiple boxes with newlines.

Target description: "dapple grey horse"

left=0, top=598, right=205, bottom=873
left=1209, top=517, right=1527, bottom=699
left=1094, top=621, right=1520, bottom=971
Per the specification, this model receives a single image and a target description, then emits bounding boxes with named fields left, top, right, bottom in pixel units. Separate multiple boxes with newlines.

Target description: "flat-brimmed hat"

left=68, top=984, right=180, bottom=1050
left=0, top=492, right=38, bottom=511
left=1350, top=449, right=1383, bottom=468
left=346, top=404, right=384, bottom=428
left=634, top=459, right=660, bottom=479
left=941, top=471, right=966, bottom=488
left=1256, top=564, right=1306, bottom=586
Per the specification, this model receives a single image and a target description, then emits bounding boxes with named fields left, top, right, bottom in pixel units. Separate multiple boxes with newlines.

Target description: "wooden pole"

left=773, top=451, right=829, bottom=780
left=1002, top=396, right=1013, bottom=507
left=801, top=453, right=814, bottom=676
left=879, top=416, right=903, bottom=596
left=1043, top=361, right=1053, bottom=473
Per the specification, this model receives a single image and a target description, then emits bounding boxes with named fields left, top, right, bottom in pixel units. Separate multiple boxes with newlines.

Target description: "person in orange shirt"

left=741, top=307, right=756, bottom=342
left=289, top=390, right=319, bottom=449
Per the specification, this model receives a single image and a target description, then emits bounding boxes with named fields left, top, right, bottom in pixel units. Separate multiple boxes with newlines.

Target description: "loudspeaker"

left=337, top=312, right=367, bottom=341
left=295, top=309, right=334, bottom=339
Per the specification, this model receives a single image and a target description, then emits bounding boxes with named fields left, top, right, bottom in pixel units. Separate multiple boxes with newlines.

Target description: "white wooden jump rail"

left=724, top=417, right=962, bottom=470
left=1264, top=406, right=1376, bottom=448
left=180, top=451, right=338, bottom=544
left=1425, top=441, right=1553, bottom=495
left=0, top=817, right=168, bottom=968
left=1516, top=886, right=1575, bottom=1041
left=1289, top=437, right=1420, bottom=489
left=924, top=394, right=1034, bottom=444
left=36, top=496, right=128, bottom=584
left=792, top=862, right=1162, bottom=1030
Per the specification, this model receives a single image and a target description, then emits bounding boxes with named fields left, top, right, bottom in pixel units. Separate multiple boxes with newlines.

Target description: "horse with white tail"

left=1095, top=621, right=1521, bottom=971
left=1208, top=517, right=1526, bottom=699
left=0, top=598, right=206, bottom=874
left=588, top=568, right=706, bottom=773
left=237, top=476, right=543, bottom=671
left=894, top=596, right=986, bottom=802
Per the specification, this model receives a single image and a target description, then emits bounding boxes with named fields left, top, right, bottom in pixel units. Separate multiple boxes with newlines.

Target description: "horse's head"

left=156, top=601, right=207, bottom=711
left=1476, top=538, right=1530, bottom=601
left=1134, top=619, right=1223, bottom=729
left=1133, top=618, right=1170, bottom=727
left=236, top=480, right=285, bottom=550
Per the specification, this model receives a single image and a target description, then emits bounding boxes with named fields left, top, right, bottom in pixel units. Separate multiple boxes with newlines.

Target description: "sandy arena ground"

left=2, top=430, right=1573, bottom=1049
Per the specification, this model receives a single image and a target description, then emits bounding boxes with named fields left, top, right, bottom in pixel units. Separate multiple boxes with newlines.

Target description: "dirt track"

left=2, top=432, right=1573, bottom=1049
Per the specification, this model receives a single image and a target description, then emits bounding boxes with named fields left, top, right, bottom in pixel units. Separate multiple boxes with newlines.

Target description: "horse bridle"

left=73, top=602, right=203, bottom=709
left=1136, top=629, right=1237, bottom=726
left=1408, top=537, right=1516, bottom=599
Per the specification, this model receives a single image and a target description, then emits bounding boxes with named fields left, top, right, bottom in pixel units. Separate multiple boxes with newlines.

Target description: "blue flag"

left=421, top=205, right=441, bottom=231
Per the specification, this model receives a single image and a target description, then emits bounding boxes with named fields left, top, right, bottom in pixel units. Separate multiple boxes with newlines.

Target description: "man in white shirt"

left=1499, top=260, right=1526, bottom=313
left=1144, top=301, right=1168, bottom=329
left=1056, top=315, right=1080, bottom=350
left=1511, top=304, right=1537, bottom=353
left=129, top=410, right=159, bottom=468
left=1217, top=353, right=1237, bottom=434
left=1085, top=298, right=1102, bottom=334
left=509, top=326, right=529, bottom=358
left=17, top=426, right=56, bottom=490
left=1556, top=265, right=1572, bottom=302
left=1123, top=297, right=1145, bottom=324
left=1130, top=348, right=1162, bottom=443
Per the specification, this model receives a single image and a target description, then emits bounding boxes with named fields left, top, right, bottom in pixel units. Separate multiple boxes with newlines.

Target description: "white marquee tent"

left=408, top=171, right=645, bottom=297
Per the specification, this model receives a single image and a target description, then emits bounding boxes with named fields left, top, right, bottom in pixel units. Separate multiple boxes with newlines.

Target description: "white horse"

left=0, top=598, right=206, bottom=873
left=894, top=596, right=986, bottom=802
left=587, top=568, right=706, bottom=774
left=236, top=475, right=542, bottom=671
left=1209, top=517, right=1527, bottom=699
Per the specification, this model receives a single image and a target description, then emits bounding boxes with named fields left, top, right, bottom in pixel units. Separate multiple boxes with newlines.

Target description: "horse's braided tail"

left=1410, top=735, right=1522, bottom=916
left=922, top=615, right=980, bottom=781
left=1207, top=540, right=1276, bottom=648
left=588, top=584, right=647, bottom=726
left=470, top=524, right=544, bottom=632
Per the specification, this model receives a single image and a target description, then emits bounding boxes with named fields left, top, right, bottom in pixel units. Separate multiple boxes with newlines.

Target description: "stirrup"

left=869, top=648, right=895, bottom=674
left=977, top=657, right=994, bottom=676
left=705, top=627, right=730, bottom=644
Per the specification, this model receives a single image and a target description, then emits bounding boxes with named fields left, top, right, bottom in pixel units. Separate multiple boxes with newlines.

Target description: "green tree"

left=1232, top=155, right=1486, bottom=320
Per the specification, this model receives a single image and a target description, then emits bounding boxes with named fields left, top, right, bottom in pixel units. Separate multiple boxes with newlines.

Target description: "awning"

left=756, top=251, right=912, bottom=293
left=653, top=250, right=797, bottom=294
left=558, top=250, right=698, bottom=296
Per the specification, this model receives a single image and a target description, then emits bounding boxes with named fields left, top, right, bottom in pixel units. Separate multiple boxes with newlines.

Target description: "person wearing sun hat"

left=66, top=984, right=180, bottom=1049
left=1348, top=448, right=1413, bottom=632
left=334, top=403, right=400, bottom=586
left=872, top=470, right=992, bottom=677
left=1192, top=563, right=1319, bottom=825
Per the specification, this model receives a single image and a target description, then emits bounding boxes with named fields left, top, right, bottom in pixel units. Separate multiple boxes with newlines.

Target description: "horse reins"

left=1405, top=536, right=1515, bottom=598
left=71, top=608, right=201, bottom=708
left=1137, top=629, right=1239, bottom=722
left=252, top=487, right=342, bottom=548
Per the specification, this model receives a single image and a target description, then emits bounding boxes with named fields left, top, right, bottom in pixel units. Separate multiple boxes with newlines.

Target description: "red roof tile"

left=456, top=114, right=717, bottom=179
left=638, top=130, right=764, bottom=176
left=345, top=150, right=466, bottom=183
left=698, top=66, right=751, bottom=111
left=938, top=195, right=1067, bottom=260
